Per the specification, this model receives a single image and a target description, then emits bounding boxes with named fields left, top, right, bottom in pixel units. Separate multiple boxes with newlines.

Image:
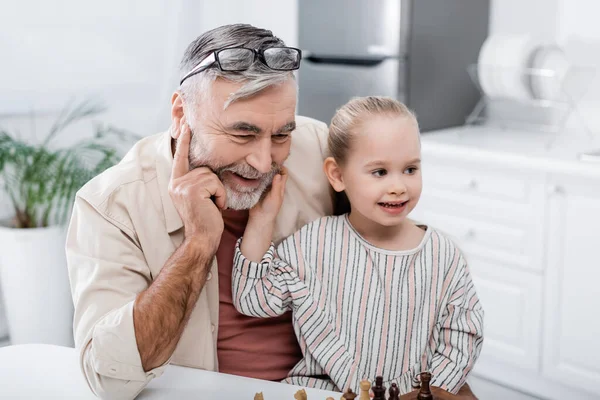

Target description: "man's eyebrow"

left=229, top=122, right=261, bottom=134
left=276, top=121, right=296, bottom=134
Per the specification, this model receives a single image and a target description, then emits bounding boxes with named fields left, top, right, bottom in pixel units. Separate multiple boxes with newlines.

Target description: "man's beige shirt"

left=66, top=116, right=333, bottom=399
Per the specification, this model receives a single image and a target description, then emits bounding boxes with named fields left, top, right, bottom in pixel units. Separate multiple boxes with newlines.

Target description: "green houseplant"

left=0, top=101, right=139, bottom=346
left=0, top=100, right=137, bottom=228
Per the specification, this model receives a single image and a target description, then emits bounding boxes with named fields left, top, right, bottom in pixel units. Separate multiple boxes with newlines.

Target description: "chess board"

left=255, top=372, right=436, bottom=400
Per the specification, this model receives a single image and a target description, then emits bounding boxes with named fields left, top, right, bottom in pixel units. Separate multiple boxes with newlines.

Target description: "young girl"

left=231, top=97, right=484, bottom=395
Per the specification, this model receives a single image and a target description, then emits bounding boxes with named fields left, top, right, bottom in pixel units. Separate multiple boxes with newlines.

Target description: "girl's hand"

left=249, top=166, right=288, bottom=223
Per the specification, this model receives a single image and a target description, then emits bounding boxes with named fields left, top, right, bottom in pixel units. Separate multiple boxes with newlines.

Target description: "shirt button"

left=211, top=324, right=216, bottom=333
left=207, top=272, right=212, bottom=281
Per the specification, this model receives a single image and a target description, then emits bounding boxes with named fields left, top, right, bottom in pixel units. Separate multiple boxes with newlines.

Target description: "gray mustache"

left=220, top=162, right=280, bottom=180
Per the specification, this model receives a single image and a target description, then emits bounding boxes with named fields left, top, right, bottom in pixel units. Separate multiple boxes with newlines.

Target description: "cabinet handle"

left=547, top=185, right=565, bottom=195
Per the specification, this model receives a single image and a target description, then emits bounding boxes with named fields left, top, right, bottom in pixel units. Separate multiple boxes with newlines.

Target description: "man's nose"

left=246, top=137, right=273, bottom=174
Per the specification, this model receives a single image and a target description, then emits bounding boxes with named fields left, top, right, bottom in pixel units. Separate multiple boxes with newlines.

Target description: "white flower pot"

left=0, top=286, right=8, bottom=340
left=0, top=225, right=74, bottom=347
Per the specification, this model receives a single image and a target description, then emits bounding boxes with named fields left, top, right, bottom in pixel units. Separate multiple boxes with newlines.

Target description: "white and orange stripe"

left=232, top=215, right=484, bottom=395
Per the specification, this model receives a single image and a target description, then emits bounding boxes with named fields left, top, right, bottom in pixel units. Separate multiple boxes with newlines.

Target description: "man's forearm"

left=133, top=239, right=214, bottom=371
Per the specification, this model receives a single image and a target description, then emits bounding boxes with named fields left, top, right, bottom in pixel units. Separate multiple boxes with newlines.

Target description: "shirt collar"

left=155, top=130, right=184, bottom=233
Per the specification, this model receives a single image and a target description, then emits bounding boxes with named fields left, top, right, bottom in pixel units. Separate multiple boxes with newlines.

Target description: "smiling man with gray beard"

left=186, top=121, right=283, bottom=211
left=66, top=24, right=334, bottom=400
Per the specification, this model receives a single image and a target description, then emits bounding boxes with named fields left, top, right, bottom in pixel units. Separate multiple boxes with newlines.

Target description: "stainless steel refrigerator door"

left=297, top=58, right=404, bottom=124
left=298, top=0, right=405, bottom=58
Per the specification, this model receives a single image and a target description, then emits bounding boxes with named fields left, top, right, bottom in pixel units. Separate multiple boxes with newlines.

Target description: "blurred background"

left=1, top=1, right=600, bottom=399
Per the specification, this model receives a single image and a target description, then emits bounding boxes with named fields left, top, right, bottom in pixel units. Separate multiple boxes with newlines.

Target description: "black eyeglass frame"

left=179, top=46, right=302, bottom=86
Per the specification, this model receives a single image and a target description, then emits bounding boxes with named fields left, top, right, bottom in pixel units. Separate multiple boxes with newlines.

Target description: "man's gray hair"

left=179, top=24, right=296, bottom=109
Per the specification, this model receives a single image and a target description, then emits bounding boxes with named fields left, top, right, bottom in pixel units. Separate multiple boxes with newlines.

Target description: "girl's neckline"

left=342, top=214, right=432, bottom=256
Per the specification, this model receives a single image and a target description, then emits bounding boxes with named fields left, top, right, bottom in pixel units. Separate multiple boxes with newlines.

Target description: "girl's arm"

left=232, top=167, right=311, bottom=317
left=429, top=255, right=485, bottom=394
left=232, top=239, right=305, bottom=317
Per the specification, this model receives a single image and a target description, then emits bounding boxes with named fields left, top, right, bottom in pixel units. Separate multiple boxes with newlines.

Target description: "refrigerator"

left=297, top=0, right=490, bottom=132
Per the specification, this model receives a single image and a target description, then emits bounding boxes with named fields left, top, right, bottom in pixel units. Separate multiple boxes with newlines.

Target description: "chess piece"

left=372, top=376, right=386, bottom=400
left=388, top=382, right=400, bottom=400
left=341, top=388, right=358, bottom=399
left=294, top=388, right=308, bottom=400
left=359, top=380, right=371, bottom=400
left=416, top=372, right=434, bottom=400
left=254, top=393, right=264, bottom=400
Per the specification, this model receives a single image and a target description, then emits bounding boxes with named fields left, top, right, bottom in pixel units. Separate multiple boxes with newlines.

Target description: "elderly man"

left=66, top=24, right=333, bottom=399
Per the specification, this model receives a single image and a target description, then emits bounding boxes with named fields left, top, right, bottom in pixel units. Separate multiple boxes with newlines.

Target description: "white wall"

left=194, top=1, right=297, bottom=46
left=0, top=0, right=174, bottom=132
left=0, top=0, right=297, bottom=132
left=557, top=0, right=600, bottom=41
left=490, top=0, right=559, bottom=39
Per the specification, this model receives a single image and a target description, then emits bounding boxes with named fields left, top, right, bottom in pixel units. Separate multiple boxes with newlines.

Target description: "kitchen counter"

left=422, top=125, right=600, bottom=179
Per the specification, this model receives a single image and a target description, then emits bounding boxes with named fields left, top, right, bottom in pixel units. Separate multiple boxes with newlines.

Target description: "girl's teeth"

left=379, top=201, right=408, bottom=208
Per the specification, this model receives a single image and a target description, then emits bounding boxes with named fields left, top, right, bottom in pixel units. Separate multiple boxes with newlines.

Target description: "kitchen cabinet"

left=410, top=126, right=600, bottom=400
left=463, top=255, right=543, bottom=372
left=543, top=175, right=600, bottom=391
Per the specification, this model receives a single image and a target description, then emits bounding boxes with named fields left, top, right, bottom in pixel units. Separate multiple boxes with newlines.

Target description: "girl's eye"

left=372, top=169, right=387, bottom=177
left=405, top=167, right=419, bottom=174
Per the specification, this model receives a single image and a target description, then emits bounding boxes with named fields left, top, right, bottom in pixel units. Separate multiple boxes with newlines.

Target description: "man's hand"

left=249, top=166, right=288, bottom=223
left=134, top=117, right=226, bottom=372
left=169, top=117, right=226, bottom=252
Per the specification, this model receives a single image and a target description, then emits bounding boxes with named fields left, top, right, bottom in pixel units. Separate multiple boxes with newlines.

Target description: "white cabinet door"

left=460, top=256, right=542, bottom=372
left=409, top=206, right=543, bottom=371
left=543, top=177, right=600, bottom=394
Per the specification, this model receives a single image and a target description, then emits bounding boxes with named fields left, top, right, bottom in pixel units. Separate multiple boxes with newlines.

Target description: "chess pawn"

left=359, top=380, right=371, bottom=400
left=294, top=389, right=308, bottom=400
left=417, top=372, right=434, bottom=400
left=388, top=383, right=400, bottom=400
left=341, top=388, right=358, bottom=400
left=372, top=376, right=386, bottom=400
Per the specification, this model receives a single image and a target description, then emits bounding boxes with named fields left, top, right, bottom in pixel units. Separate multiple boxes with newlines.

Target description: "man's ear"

left=170, top=91, right=185, bottom=138
left=323, top=157, right=345, bottom=192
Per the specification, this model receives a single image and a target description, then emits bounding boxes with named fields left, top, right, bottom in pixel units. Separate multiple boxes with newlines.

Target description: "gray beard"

left=188, top=145, right=279, bottom=210
left=216, top=162, right=279, bottom=210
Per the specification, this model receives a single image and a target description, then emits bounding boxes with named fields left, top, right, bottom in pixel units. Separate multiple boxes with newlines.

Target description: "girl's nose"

left=389, top=179, right=407, bottom=195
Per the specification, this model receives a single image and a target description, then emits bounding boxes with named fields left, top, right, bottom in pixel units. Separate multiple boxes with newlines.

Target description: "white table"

left=0, top=344, right=341, bottom=399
